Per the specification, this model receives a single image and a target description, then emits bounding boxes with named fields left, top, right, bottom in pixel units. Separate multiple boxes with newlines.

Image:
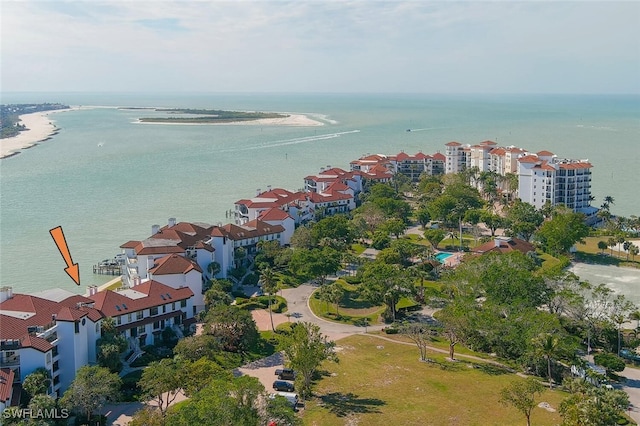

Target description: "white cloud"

left=1, top=1, right=638, bottom=93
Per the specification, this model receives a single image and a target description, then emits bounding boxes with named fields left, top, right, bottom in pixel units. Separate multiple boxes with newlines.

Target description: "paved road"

left=280, top=283, right=386, bottom=341
left=620, top=365, right=640, bottom=423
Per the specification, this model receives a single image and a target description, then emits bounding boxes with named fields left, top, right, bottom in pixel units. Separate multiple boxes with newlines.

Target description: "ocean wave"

left=216, top=130, right=360, bottom=153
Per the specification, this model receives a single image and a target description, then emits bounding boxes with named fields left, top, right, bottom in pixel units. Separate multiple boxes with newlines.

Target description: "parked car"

left=273, top=380, right=295, bottom=392
left=274, top=368, right=296, bottom=380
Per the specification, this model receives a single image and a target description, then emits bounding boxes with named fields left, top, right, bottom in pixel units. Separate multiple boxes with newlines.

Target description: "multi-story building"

left=445, top=141, right=470, bottom=174
left=517, top=151, right=593, bottom=213
left=88, top=281, right=194, bottom=350
left=0, top=287, right=103, bottom=397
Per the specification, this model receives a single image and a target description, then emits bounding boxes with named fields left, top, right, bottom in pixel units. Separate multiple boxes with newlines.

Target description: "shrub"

left=384, top=327, right=399, bottom=334
left=275, top=322, right=294, bottom=334
left=344, top=276, right=362, bottom=285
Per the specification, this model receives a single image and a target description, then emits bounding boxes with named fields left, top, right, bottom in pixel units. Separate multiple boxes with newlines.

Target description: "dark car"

left=275, top=368, right=296, bottom=380
left=273, top=380, right=295, bottom=392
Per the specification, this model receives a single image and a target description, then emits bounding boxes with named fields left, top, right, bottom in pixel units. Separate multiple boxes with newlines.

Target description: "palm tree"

left=623, top=241, right=633, bottom=261
left=617, top=234, right=626, bottom=258
left=207, top=261, right=221, bottom=279
left=630, top=244, right=640, bottom=262
left=533, top=333, right=562, bottom=389
left=607, top=237, right=617, bottom=256
left=604, top=195, right=615, bottom=207
left=260, top=267, right=278, bottom=331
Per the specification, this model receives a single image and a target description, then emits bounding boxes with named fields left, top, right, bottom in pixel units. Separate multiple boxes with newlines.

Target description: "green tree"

left=499, top=378, right=545, bottom=426
left=278, top=322, right=337, bottom=398
left=60, top=365, right=121, bottom=422
left=204, top=305, right=259, bottom=354
left=22, top=367, right=51, bottom=398
left=311, top=215, right=354, bottom=249
left=361, top=261, right=414, bottom=321
left=207, top=261, right=221, bottom=278
left=266, top=394, right=302, bottom=426
left=400, top=322, right=438, bottom=362
left=597, top=240, right=608, bottom=254
left=165, top=376, right=263, bottom=425
left=129, top=407, right=166, bottom=426
left=535, top=207, right=590, bottom=256
left=504, top=200, right=544, bottom=241
left=532, top=333, right=563, bottom=389
left=423, top=228, right=445, bottom=250
left=415, top=205, right=431, bottom=229
left=560, top=378, right=629, bottom=426
left=381, top=218, right=406, bottom=239
left=173, top=334, right=221, bottom=362
left=27, top=393, right=58, bottom=425
left=139, top=358, right=184, bottom=416
left=326, top=282, right=345, bottom=315
left=290, top=225, right=314, bottom=249
left=182, top=357, right=231, bottom=397
left=593, top=352, right=626, bottom=374
left=289, top=247, right=341, bottom=284
left=260, top=266, right=279, bottom=331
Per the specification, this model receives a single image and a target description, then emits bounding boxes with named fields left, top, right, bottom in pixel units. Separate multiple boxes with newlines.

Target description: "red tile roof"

left=19, top=335, right=53, bottom=353
left=211, top=221, right=285, bottom=241
left=537, top=150, right=554, bottom=156
left=480, top=140, right=497, bottom=146
left=0, top=368, right=14, bottom=403
left=89, top=280, right=193, bottom=318
left=558, top=161, right=592, bottom=170
left=149, top=254, right=202, bottom=275
left=258, top=208, right=292, bottom=222
left=472, top=237, right=535, bottom=255
left=432, top=153, right=446, bottom=161
left=517, top=155, right=540, bottom=164
left=445, top=141, right=462, bottom=147
left=120, top=240, right=140, bottom=249
left=0, top=292, right=99, bottom=341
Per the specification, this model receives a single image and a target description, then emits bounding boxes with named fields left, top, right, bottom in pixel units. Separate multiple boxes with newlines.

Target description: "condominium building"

left=0, top=287, right=103, bottom=397
left=517, top=151, right=593, bottom=213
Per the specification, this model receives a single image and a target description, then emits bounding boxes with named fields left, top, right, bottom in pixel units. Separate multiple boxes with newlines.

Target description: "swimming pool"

left=435, top=252, right=454, bottom=263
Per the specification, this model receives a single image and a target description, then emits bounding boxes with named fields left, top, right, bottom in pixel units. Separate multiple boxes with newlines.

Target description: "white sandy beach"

left=135, top=113, right=324, bottom=127
left=0, top=109, right=73, bottom=159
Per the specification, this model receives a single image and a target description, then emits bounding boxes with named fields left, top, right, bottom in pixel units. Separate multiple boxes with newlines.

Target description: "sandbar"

left=0, top=109, right=74, bottom=159
left=135, top=113, right=324, bottom=127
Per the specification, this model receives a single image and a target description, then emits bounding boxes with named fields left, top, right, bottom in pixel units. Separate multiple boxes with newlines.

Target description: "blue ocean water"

left=0, top=93, right=638, bottom=294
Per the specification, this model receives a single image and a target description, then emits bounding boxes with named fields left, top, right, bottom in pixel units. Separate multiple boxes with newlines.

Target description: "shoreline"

left=0, top=108, right=75, bottom=159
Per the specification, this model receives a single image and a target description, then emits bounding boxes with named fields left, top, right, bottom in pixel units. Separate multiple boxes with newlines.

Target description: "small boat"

left=406, top=129, right=411, bottom=132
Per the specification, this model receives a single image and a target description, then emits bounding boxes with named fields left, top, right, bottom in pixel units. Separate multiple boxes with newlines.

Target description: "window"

left=150, top=306, right=158, bottom=316
left=116, top=316, right=122, bottom=325
left=128, top=314, right=132, bottom=322
left=180, top=300, right=187, bottom=308
left=52, top=346, right=58, bottom=358
left=46, top=352, right=51, bottom=364
left=153, top=321, right=160, bottom=330
left=96, top=323, right=100, bottom=333
left=136, top=311, right=143, bottom=320
left=137, top=325, right=145, bottom=335
left=172, top=302, right=176, bottom=311
left=74, top=321, right=79, bottom=334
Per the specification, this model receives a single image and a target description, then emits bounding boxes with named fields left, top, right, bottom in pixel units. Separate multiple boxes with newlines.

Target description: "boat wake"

left=217, top=130, right=360, bottom=153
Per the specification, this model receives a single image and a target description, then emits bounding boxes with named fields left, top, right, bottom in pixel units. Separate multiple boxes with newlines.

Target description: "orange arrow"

left=49, top=226, right=80, bottom=286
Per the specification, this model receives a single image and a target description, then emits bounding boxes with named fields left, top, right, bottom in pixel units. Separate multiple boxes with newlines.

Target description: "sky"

left=1, top=1, right=639, bottom=94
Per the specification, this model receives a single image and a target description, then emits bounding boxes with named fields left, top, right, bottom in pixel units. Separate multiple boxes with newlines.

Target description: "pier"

left=93, top=256, right=124, bottom=275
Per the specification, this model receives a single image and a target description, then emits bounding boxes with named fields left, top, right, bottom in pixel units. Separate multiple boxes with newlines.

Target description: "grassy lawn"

left=105, top=280, right=123, bottom=291
left=303, top=335, right=566, bottom=426
left=576, top=237, right=640, bottom=269
left=309, top=281, right=386, bottom=325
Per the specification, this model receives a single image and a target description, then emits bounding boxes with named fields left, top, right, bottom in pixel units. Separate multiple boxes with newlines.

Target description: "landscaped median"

left=308, top=279, right=420, bottom=326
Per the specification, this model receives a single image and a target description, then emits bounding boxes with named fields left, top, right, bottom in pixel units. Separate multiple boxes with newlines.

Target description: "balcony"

left=0, top=354, right=20, bottom=367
